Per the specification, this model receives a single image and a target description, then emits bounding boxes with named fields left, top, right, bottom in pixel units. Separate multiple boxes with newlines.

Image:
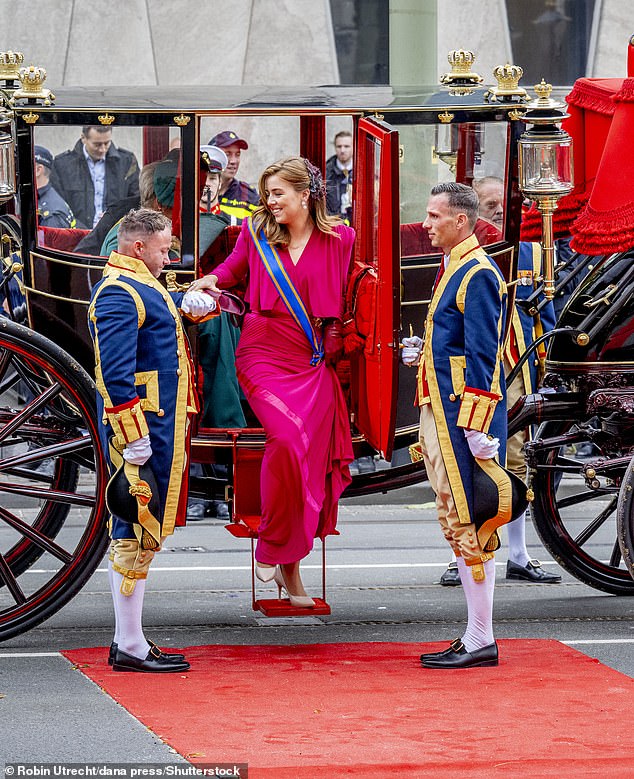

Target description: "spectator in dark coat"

left=50, top=125, right=140, bottom=229
left=325, top=130, right=353, bottom=223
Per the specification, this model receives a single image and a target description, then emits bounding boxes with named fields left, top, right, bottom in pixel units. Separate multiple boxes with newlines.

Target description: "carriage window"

left=32, top=125, right=181, bottom=257
left=398, top=121, right=509, bottom=257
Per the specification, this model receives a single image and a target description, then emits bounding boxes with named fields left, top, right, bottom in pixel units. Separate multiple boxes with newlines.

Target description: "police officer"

left=34, top=146, right=76, bottom=229
left=209, top=130, right=259, bottom=221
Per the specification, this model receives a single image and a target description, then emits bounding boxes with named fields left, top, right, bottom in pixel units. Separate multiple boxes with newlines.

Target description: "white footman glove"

left=464, top=429, right=499, bottom=460
left=122, top=435, right=152, bottom=465
left=181, top=290, right=217, bottom=317
left=401, top=336, right=423, bottom=366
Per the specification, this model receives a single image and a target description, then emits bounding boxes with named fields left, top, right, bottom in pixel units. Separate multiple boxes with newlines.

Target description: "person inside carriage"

left=33, top=146, right=76, bottom=229
left=190, top=156, right=354, bottom=606
left=50, top=125, right=140, bottom=230
left=209, top=130, right=260, bottom=222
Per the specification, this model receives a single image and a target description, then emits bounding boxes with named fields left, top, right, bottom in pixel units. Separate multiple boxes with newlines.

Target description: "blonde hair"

left=253, top=156, right=342, bottom=245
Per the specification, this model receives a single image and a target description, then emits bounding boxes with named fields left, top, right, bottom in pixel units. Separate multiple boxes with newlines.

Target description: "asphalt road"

left=1, top=484, right=633, bottom=762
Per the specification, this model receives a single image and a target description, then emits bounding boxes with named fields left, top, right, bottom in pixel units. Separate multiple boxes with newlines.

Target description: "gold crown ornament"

left=440, top=50, right=483, bottom=96
left=534, top=79, right=555, bottom=104
left=13, top=65, right=55, bottom=105
left=0, top=51, right=25, bottom=83
left=488, top=63, right=528, bottom=101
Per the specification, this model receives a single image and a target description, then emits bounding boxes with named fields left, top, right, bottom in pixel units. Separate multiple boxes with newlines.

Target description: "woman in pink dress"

left=191, top=157, right=355, bottom=606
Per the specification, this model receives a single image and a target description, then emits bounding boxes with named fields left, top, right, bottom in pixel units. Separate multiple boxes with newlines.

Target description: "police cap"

left=34, top=145, right=54, bottom=169
left=200, top=145, right=228, bottom=173
left=209, top=130, right=248, bottom=150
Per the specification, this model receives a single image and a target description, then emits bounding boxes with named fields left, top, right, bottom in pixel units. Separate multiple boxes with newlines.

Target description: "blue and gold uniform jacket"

left=505, top=242, right=557, bottom=394
left=88, top=252, right=198, bottom=538
left=417, top=233, right=508, bottom=526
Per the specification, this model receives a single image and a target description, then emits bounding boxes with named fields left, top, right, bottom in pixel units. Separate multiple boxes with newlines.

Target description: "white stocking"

left=456, top=556, right=495, bottom=652
left=107, top=559, right=120, bottom=644
left=506, top=511, right=530, bottom=567
left=110, top=570, right=150, bottom=660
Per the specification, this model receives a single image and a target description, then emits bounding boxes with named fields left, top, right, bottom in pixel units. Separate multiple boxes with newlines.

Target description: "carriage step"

left=253, top=597, right=331, bottom=617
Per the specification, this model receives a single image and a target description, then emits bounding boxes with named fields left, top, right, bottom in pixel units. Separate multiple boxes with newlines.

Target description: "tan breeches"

left=109, top=538, right=163, bottom=596
left=419, top=403, right=492, bottom=566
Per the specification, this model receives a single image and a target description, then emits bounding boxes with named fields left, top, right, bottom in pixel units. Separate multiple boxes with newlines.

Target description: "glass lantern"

left=518, top=129, right=573, bottom=200
left=434, top=117, right=458, bottom=175
left=0, top=125, right=15, bottom=202
left=518, top=80, right=574, bottom=299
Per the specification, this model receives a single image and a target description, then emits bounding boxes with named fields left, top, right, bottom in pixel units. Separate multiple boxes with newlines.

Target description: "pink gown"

left=213, top=218, right=355, bottom=563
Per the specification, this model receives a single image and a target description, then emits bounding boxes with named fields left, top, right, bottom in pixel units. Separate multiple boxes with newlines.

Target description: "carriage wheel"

left=0, top=318, right=108, bottom=640
left=530, top=419, right=634, bottom=595
left=616, top=455, right=634, bottom=583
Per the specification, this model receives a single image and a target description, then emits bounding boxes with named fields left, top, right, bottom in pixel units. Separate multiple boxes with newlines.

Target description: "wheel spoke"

left=0, top=550, right=26, bottom=604
left=0, top=480, right=95, bottom=506
left=609, top=538, right=623, bottom=568
left=0, top=349, right=13, bottom=388
left=0, top=382, right=63, bottom=445
left=0, top=434, right=92, bottom=472
left=574, top=496, right=617, bottom=546
left=558, top=488, right=615, bottom=509
left=0, top=505, right=74, bottom=564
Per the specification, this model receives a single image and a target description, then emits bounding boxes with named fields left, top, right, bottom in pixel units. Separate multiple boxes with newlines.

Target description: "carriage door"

left=349, top=116, right=400, bottom=460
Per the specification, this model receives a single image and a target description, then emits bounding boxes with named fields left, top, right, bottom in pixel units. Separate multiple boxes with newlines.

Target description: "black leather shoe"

left=439, top=562, right=461, bottom=586
left=421, top=640, right=498, bottom=669
left=506, top=559, right=562, bottom=583
left=112, top=645, right=190, bottom=673
left=420, top=638, right=463, bottom=662
left=108, top=641, right=186, bottom=666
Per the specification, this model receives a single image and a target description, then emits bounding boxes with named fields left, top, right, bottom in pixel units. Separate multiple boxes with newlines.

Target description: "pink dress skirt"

left=236, top=309, right=353, bottom=564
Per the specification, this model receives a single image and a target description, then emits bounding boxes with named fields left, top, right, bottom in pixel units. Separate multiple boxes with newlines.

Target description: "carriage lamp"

left=434, top=117, right=486, bottom=177
left=433, top=114, right=458, bottom=174
left=0, top=120, right=15, bottom=202
left=518, top=80, right=573, bottom=300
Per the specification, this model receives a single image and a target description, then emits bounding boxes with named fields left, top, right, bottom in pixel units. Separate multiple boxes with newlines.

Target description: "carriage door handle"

left=584, top=283, right=618, bottom=309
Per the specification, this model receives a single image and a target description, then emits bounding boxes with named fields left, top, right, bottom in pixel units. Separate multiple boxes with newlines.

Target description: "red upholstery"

left=400, top=218, right=502, bottom=257
left=39, top=226, right=90, bottom=252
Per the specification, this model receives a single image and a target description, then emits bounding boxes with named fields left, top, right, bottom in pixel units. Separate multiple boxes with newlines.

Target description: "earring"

left=302, top=201, right=308, bottom=209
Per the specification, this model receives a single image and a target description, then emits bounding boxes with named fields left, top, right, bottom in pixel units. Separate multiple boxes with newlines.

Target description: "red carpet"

left=63, top=641, right=633, bottom=778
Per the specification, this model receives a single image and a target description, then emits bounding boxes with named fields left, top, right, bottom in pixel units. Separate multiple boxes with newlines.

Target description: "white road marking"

left=21, top=561, right=561, bottom=574
left=563, top=639, right=634, bottom=645
left=0, top=652, right=61, bottom=657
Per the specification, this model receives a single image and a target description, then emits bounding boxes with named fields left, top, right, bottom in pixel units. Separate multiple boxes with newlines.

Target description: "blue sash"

left=248, top=219, right=324, bottom=366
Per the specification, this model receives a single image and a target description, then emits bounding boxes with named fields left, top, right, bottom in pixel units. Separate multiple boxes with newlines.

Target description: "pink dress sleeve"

left=212, top=219, right=250, bottom=288
left=307, top=224, right=355, bottom=319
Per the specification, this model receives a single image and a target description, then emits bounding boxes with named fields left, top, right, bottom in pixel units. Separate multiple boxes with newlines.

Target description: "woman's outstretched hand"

left=189, top=274, right=221, bottom=297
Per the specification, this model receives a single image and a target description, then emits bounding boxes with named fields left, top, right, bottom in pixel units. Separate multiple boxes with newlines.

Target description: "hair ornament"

left=304, top=158, right=326, bottom=200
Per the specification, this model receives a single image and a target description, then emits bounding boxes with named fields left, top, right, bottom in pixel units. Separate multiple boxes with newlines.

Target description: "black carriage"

left=2, top=47, right=634, bottom=641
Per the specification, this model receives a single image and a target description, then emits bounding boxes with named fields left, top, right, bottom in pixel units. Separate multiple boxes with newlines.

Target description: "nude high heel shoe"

left=255, top=563, right=277, bottom=582
left=274, top=567, right=315, bottom=608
